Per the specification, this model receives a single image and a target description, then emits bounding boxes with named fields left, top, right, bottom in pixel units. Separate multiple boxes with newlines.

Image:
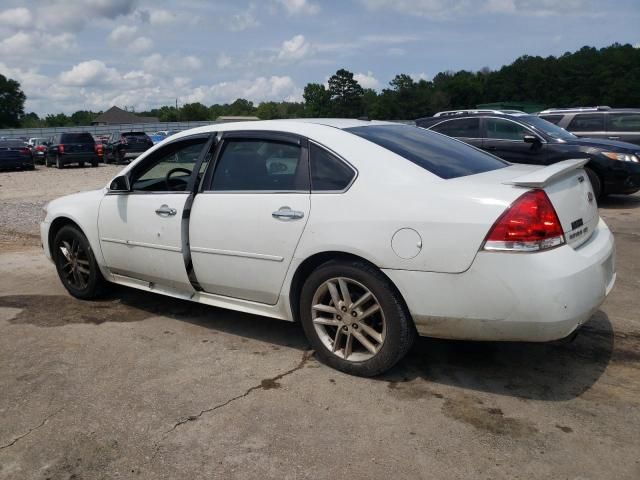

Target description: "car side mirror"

left=109, top=175, right=131, bottom=192
left=523, top=135, right=539, bottom=144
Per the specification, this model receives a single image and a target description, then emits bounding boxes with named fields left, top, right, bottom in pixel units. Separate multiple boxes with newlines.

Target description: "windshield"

left=346, top=124, right=508, bottom=179
left=522, top=115, right=576, bottom=141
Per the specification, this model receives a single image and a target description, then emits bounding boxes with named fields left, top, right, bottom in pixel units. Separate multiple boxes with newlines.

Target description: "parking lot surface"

left=1, top=166, right=639, bottom=479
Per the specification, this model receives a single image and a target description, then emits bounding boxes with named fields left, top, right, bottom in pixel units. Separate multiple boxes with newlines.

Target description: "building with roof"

left=91, top=106, right=159, bottom=125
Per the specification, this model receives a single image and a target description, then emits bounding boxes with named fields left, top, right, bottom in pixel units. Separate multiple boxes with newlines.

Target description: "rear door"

left=428, top=117, right=483, bottom=149
left=607, top=113, right=640, bottom=146
left=189, top=132, right=311, bottom=305
left=482, top=117, right=547, bottom=165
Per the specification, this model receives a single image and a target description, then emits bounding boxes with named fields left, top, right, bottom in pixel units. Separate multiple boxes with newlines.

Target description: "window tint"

left=131, top=138, right=207, bottom=192
left=310, top=144, right=355, bottom=191
left=486, top=118, right=529, bottom=140
left=609, top=113, right=640, bottom=132
left=567, top=114, right=604, bottom=132
left=430, top=118, right=481, bottom=138
left=539, top=115, right=563, bottom=125
left=211, top=138, right=307, bottom=191
left=60, top=133, right=94, bottom=144
left=346, top=124, right=507, bottom=180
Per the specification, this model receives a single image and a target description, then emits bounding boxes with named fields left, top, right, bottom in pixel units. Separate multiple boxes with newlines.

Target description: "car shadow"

left=598, top=194, right=640, bottom=210
left=103, top=286, right=614, bottom=401
left=382, top=310, right=615, bottom=401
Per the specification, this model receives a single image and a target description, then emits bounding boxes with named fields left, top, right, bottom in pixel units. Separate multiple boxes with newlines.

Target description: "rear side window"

left=539, top=115, right=563, bottom=125
left=430, top=118, right=481, bottom=138
left=568, top=114, right=604, bottom=132
left=310, top=144, right=355, bottom=191
left=211, top=138, right=308, bottom=192
left=609, top=113, right=640, bottom=132
left=60, top=133, right=94, bottom=144
left=486, top=118, right=529, bottom=140
left=346, top=124, right=507, bottom=179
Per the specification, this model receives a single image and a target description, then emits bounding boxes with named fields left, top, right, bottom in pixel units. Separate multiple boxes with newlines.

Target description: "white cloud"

left=277, top=34, right=312, bottom=61
left=183, top=76, right=302, bottom=104
left=108, top=24, right=138, bottom=43
left=217, top=53, right=232, bottom=68
left=143, top=53, right=202, bottom=75
left=149, top=9, right=177, bottom=25
left=0, top=31, right=75, bottom=57
left=410, top=72, right=430, bottom=81
left=0, top=7, right=32, bottom=28
left=354, top=71, right=380, bottom=89
left=229, top=5, right=260, bottom=31
left=59, top=60, right=120, bottom=87
left=276, top=0, right=320, bottom=15
left=128, top=36, right=153, bottom=53
left=34, top=0, right=138, bottom=30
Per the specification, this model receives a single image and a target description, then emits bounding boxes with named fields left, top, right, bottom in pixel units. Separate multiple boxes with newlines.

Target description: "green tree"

left=227, top=98, right=256, bottom=116
left=0, top=74, right=26, bottom=128
left=180, top=102, right=210, bottom=121
left=328, top=69, right=364, bottom=117
left=303, top=83, right=331, bottom=117
left=256, top=101, right=281, bottom=120
left=20, top=112, right=43, bottom=128
left=70, top=110, right=96, bottom=125
left=44, top=113, right=71, bottom=127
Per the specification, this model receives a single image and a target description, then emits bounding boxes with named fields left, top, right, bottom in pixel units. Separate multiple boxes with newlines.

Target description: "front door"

left=98, top=136, right=210, bottom=292
left=189, top=134, right=311, bottom=305
left=482, top=117, right=547, bottom=165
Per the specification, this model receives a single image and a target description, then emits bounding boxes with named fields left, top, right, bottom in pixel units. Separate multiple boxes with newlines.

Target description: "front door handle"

left=155, top=204, right=177, bottom=216
left=272, top=206, right=304, bottom=220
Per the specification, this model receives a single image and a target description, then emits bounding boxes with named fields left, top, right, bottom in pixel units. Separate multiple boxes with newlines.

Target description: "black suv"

left=104, top=131, right=153, bottom=164
left=416, top=111, right=640, bottom=198
left=538, top=107, right=640, bottom=146
left=45, top=132, right=99, bottom=168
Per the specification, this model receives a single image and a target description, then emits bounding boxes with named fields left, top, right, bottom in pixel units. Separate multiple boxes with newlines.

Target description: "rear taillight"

left=95, top=143, right=103, bottom=156
left=483, top=189, right=565, bottom=252
left=58, top=144, right=65, bottom=154
left=36, top=146, right=45, bottom=152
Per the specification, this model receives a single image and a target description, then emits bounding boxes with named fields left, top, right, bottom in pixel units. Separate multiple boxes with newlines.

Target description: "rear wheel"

left=299, top=260, right=416, bottom=377
left=52, top=225, right=107, bottom=299
left=79, top=161, right=85, bottom=168
left=586, top=167, right=602, bottom=199
left=91, top=161, right=98, bottom=168
left=56, top=155, right=63, bottom=169
left=45, top=156, right=50, bottom=167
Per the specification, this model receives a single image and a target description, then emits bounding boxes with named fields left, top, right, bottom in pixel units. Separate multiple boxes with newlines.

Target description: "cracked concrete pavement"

left=0, top=167, right=639, bottom=479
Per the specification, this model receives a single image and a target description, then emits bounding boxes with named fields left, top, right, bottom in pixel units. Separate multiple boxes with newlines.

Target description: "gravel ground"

left=0, top=164, right=121, bottom=245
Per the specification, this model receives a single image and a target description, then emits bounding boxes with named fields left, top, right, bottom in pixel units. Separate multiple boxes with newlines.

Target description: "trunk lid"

left=504, top=159, right=598, bottom=248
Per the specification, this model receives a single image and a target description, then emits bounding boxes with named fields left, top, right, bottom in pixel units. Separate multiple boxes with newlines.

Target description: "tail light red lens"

left=483, top=189, right=565, bottom=252
left=95, top=143, right=103, bottom=156
left=36, top=146, right=45, bottom=152
left=59, top=144, right=65, bottom=154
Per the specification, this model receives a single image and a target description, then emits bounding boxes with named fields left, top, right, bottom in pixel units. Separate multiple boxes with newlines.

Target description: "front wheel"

left=299, top=260, right=416, bottom=377
left=52, top=225, right=107, bottom=299
left=586, top=167, right=602, bottom=199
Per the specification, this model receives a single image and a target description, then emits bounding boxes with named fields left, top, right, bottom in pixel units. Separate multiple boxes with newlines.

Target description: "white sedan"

left=41, top=119, right=616, bottom=376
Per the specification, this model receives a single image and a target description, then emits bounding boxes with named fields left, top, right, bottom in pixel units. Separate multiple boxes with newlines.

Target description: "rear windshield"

left=346, top=124, right=508, bottom=179
left=122, top=132, right=149, bottom=139
left=60, top=133, right=94, bottom=144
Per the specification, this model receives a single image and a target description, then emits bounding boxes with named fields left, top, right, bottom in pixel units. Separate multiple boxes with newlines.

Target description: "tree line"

left=1, top=43, right=639, bottom=129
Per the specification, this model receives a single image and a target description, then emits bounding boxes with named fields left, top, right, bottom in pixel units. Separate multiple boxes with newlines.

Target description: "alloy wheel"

left=58, top=237, right=91, bottom=290
left=311, top=277, right=386, bottom=361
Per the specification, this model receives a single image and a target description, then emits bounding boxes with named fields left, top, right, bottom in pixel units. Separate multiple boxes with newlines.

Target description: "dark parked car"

left=416, top=111, right=640, bottom=198
left=538, top=107, right=640, bottom=146
left=45, top=132, right=100, bottom=168
left=104, top=131, right=153, bottom=164
left=0, top=139, right=35, bottom=171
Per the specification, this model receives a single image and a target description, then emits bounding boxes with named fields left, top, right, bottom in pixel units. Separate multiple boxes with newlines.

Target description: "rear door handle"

left=608, top=136, right=620, bottom=140
left=272, top=206, right=304, bottom=220
left=155, top=204, right=177, bottom=216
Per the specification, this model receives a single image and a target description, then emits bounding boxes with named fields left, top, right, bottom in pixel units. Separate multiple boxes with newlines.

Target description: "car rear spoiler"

left=503, top=158, right=589, bottom=188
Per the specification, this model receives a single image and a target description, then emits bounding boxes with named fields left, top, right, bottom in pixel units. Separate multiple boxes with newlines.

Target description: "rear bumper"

left=58, top=154, right=99, bottom=164
left=0, top=158, right=33, bottom=169
left=384, top=218, right=615, bottom=342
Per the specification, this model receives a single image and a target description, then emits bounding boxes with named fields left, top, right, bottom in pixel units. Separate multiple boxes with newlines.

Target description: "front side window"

left=609, top=113, right=640, bottom=132
left=130, top=138, right=207, bottom=192
left=346, top=124, right=507, bottom=179
left=211, top=138, right=307, bottom=191
left=310, top=144, right=355, bottom=191
left=568, top=114, right=605, bottom=132
left=430, top=118, right=481, bottom=138
left=485, top=118, right=529, bottom=141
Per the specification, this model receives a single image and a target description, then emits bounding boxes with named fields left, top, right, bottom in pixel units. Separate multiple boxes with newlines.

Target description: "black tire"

left=79, top=161, right=85, bottom=168
left=586, top=167, right=602, bottom=199
left=91, top=161, right=98, bottom=168
left=299, top=260, right=416, bottom=377
left=52, top=225, right=107, bottom=300
left=45, top=156, right=51, bottom=167
left=56, top=155, right=63, bottom=169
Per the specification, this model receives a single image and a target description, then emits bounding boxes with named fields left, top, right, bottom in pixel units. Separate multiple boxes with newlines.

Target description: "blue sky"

left=0, top=0, right=638, bottom=115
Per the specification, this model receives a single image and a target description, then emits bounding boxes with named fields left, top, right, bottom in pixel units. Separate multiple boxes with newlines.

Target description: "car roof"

left=539, top=107, right=640, bottom=114
left=416, top=112, right=531, bottom=124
